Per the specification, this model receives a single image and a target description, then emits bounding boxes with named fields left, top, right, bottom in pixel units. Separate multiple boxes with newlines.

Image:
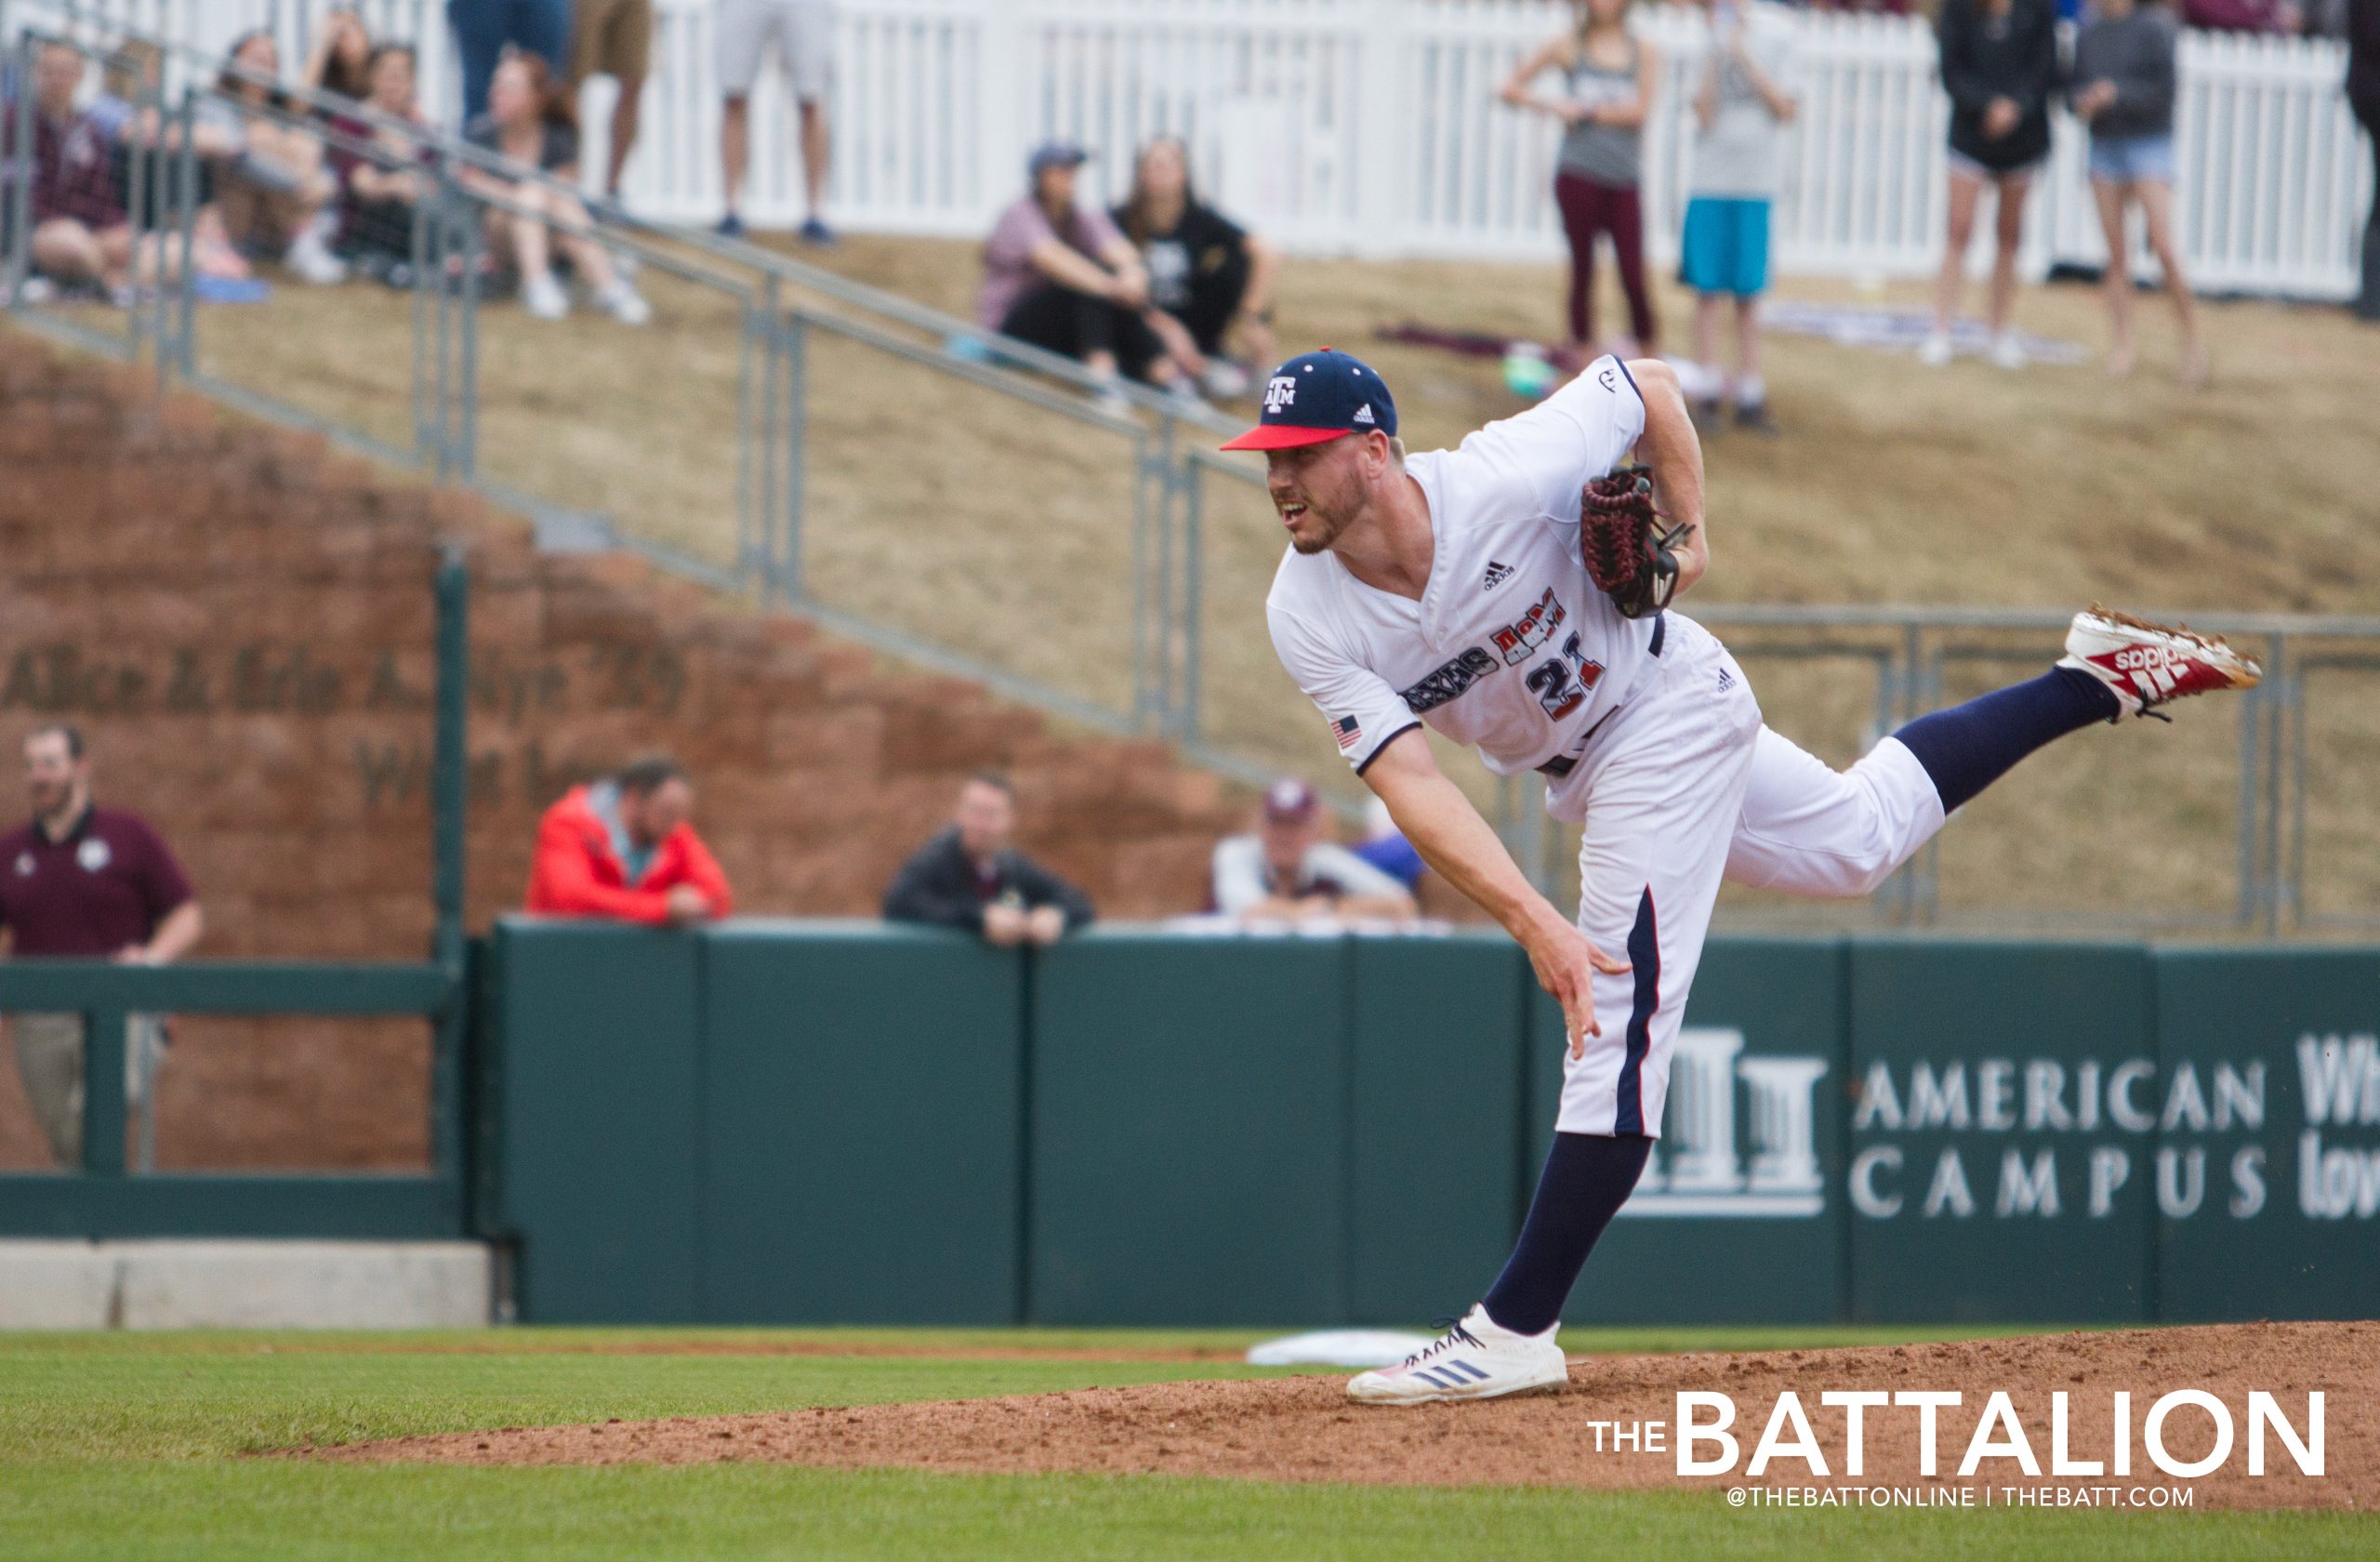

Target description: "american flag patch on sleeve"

left=1331, top=715, right=1363, bottom=751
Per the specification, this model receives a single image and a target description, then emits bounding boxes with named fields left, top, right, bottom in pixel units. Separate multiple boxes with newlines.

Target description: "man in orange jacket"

left=523, top=754, right=733, bottom=925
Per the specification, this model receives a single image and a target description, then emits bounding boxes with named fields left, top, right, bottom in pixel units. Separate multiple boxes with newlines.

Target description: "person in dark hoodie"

left=2072, top=0, right=2208, bottom=383
left=1920, top=0, right=2060, bottom=370
left=2350, top=0, right=2380, bottom=320
left=882, top=773, right=1095, bottom=946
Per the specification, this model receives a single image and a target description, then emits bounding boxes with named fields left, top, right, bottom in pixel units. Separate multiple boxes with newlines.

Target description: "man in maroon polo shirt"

left=0, top=725, right=203, bottom=1168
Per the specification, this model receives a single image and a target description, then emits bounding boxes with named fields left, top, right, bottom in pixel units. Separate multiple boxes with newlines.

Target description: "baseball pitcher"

left=1225, top=350, right=2257, bottom=1405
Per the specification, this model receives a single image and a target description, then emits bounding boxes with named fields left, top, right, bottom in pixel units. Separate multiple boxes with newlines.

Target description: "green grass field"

left=1, top=1328, right=2371, bottom=1560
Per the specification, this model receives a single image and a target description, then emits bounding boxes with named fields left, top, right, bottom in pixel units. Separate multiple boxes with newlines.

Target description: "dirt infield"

left=318, top=1322, right=2371, bottom=1510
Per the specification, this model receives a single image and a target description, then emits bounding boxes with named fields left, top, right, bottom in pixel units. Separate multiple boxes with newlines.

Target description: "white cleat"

left=1345, top=1304, right=1567, bottom=1406
left=2058, top=604, right=2261, bottom=721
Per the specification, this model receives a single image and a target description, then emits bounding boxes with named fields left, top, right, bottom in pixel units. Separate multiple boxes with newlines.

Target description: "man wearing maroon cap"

left=1209, top=777, right=1416, bottom=924
left=0, top=725, right=203, bottom=1167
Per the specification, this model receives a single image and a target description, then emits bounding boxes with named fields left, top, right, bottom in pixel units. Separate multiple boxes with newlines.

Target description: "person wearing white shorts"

left=713, top=0, right=836, bottom=243
left=1229, top=348, right=2261, bottom=1406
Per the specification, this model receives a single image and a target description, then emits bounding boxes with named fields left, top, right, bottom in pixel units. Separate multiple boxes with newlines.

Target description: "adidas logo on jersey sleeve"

left=1482, top=560, right=1514, bottom=591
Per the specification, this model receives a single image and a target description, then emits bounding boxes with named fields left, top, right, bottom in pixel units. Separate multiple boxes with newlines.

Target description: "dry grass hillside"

left=800, top=234, right=2380, bottom=614
left=88, top=235, right=2380, bottom=930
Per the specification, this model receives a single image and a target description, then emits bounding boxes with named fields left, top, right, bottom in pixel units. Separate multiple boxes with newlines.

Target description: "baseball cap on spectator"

left=1263, top=777, right=1321, bottom=825
left=1221, top=348, right=1399, bottom=451
left=1027, top=141, right=1091, bottom=178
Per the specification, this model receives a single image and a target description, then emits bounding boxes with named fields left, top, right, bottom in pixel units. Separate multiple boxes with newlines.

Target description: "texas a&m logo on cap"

left=1223, top=349, right=1400, bottom=453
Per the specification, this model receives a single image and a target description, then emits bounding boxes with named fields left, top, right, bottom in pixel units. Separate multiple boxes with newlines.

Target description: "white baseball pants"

left=1548, top=613, right=1948, bottom=1137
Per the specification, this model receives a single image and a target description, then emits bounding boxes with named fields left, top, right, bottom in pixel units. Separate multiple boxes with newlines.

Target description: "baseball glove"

left=1579, top=465, right=1696, bottom=620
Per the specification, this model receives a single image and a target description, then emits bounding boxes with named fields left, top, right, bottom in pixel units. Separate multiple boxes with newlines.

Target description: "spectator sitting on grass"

left=331, top=43, right=436, bottom=284
left=203, top=30, right=349, bottom=285
left=1210, top=779, right=1417, bottom=925
left=86, top=40, right=249, bottom=285
left=1111, top=137, right=1281, bottom=401
left=6, top=42, right=182, bottom=298
left=883, top=774, right=1095, bottom=946
left=302, top=7, right=376, bottom=105
left=977, top=143, right=1202, bottom=412
left=524, top=755, right=732, bottom=925
left=462, top=50, right=650, bottom=324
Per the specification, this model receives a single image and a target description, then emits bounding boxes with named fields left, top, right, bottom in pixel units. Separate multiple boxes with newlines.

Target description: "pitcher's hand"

left=1526, top=920, right=1631, bottom=1060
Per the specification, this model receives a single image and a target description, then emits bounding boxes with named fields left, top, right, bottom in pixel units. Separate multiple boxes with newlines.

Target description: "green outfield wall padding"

left=471, top=925, right=2380, bottom=1327
left=1523, top=937, right=1850, bottom=1327
left=2151, top=948, right=2380, bottom=1322
left=483, top=918, right=706, bottom=1323
left=1026, top=932, right=1349, bottom=1326
left=699, top=921, right=1025, bottom=1325
left=1345, top=933, right=1529, bottom=1323
left=1846, top=940, right=2157, bottom=1325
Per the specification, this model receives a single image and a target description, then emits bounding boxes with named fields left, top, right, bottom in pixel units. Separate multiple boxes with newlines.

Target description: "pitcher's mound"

left=317, top=1321, right=2374, bottom=1510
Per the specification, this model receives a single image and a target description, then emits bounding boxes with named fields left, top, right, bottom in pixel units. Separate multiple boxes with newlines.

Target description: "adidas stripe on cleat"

left=1345, top=1304, right=1568, bottom=1406
left=2057, top=604, right=2261, bottom=721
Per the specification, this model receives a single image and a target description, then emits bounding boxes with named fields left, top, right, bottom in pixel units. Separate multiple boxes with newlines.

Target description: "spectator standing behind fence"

left=2072, top=0, right=2209, bottom=384
left=978, top=144, right=1202, bottom=410
left=331, top=44, right=435, bottom=285
left=524, top=756, right=733, bottom=924
left=463, top=50, right=652, bottom=324
left=1111, top=138, right=1282, bottom=401
left=573, top=0, right=654, bottom=205
left=1210, top=779, right=1418, bottom=925
left=714, top=0, right=837, bottom=243
left=2351, top=0, right=2380, bottom=320
left=1673, top=0, right=1799, bottom=435
left=882, top=774, right=1095, bottom=946
left=1919, top=0, right=2059, bottom=370
left=204, top=31, right=349, bottom=285
left=448, top=0, right=571, bottom=125
left=0, top=726, right=202, bottom=1170
left=1500, top=0, right=1661, bottom=360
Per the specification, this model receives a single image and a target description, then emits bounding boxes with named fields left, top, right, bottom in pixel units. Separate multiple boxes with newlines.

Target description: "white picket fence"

left=20, top=0, right=2373, bottom=297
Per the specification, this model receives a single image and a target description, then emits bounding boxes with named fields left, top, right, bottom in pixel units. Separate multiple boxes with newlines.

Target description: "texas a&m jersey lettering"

left=1398, top=647, right=1499, bottom=712
left=1492, top=589, right=1567, bottom=666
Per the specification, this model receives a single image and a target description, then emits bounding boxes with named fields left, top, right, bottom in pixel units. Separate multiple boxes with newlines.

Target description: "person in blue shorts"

left=2071, top=0, right=2207, bottom=384
left=1676, top=0, right=1800, bottom=435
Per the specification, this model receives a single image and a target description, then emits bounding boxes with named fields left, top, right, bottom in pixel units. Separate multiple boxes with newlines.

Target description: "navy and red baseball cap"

left=1220, top=349, right=1398, bottom=451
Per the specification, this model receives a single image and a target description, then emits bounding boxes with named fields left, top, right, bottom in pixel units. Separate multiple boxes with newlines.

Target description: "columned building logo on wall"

left=1620, top=1029, right=1830, bottom=1219
left=1622, top=1027, right=2380, bottom=1224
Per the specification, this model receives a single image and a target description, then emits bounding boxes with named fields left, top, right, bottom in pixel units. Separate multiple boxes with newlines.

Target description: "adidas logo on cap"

left=1352, top=404, right=1376, bottom=426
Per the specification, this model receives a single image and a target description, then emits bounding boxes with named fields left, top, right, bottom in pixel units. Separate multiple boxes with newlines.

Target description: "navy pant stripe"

left=1612, top=888, right=1659, bottom=1135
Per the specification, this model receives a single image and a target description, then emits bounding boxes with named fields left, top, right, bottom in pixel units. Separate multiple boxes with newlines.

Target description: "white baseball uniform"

left=1265, top=359, right=1948, bottom=1139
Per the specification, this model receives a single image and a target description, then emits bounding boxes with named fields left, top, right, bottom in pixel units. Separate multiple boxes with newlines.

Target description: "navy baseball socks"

left=1479, top=1131, right=1655, bottom=1336
left=1888, top=667, right=2119, bottom=814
